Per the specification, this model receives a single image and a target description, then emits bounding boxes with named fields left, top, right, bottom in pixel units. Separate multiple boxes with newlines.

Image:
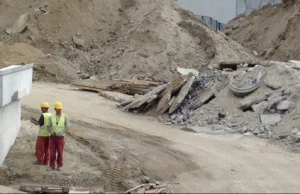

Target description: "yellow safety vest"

left=38, top=113, right=51, bottom=137
left=51, top=113, right=66, bottom=136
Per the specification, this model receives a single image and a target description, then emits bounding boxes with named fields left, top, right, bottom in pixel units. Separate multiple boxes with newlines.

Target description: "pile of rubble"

left=109, top=59, right=300, bottom=144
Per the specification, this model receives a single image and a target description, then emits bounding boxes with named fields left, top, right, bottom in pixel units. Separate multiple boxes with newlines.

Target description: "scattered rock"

left=253, top=127, right=261, bottom=135
left=281, top=88, right=292, bottom=96
left=239, top=94, right=267, bottom=110
left=260, top=114, right=281, bottom=125
left=296, top=132, right=300, bottom=141
left=257, top=133, right=268, bottom=139
left=12, top=13, right=29, bottom=34
left=292, top=128, right=299, bottom=134
left=79, top=72, right=90, bottom=79
left=276, top=100, right=290, bottom=111
left=288, top=60, right=300, bottom=70
left=5, top=28, right=12, bottom=34
left=73, top=36, right=85, bottom=47
left=265, top=78, right=282, bottom=90
left=267, top=95, right=285, bottom=110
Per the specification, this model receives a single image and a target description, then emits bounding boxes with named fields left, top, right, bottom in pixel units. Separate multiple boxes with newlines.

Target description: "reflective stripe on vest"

left=51, top=113, right=66, bottom=136
left=38, top=113, right=51, bottom=137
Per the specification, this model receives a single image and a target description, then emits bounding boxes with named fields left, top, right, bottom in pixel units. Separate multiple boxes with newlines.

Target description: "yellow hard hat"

left=40, top=102, right=49, bottom=108
left=54, top=101, right=63, bottom=109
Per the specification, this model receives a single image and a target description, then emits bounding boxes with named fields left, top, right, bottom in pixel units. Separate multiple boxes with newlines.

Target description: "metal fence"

left=200, top=15, right=225, bottom=32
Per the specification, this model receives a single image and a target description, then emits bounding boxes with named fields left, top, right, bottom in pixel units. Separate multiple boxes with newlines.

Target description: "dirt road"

left=14, top=82, right=300, bottom=192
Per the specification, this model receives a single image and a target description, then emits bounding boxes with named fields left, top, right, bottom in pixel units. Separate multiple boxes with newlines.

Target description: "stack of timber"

left=71, top=79, right=160, bottom=95
left=121, top=74, right=195, bottom=115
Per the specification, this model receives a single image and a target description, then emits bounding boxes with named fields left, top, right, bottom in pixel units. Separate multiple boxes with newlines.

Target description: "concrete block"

left=0, top=100, right=21, bottom=165
left=0, top=64, right=33, bottom=166
left=0, top=64, right=33, bottom=107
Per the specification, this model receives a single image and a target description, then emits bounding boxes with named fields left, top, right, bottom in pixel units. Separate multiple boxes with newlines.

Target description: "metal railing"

left=199, top=15, right=225, bottom=32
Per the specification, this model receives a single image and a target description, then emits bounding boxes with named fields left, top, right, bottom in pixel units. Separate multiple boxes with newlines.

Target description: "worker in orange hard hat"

left=30, top=102, right=52, bottom=165
left=47, top=101, right=70, bottom=171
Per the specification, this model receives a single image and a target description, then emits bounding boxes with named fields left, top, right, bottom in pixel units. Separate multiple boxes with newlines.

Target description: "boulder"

left=12, top=13, right=29, bottom=34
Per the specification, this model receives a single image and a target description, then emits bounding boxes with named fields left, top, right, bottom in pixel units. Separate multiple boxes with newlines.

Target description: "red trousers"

left=49, top=136, right=64, bottom=168
left=35, top=136, right=50, bottom=165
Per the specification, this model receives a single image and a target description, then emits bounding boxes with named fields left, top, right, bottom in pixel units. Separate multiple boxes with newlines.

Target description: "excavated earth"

left=225, top=1, right=300, bottom=61
left=0, top=0, right=253, bottom=83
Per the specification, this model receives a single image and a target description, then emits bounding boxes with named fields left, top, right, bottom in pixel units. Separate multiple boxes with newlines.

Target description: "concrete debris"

left=12, top=13, right=29, bottom=34
left=288, top=60, right=300, bottom=70
left=191, top=89, right=215, bottom=110
left=276, top=100, right=290, bottom=111
left=251, top=101, right=268, bottom=114
left=265, top=78, right=282, bottom=90
left=176, top=67, right=199, bottom=76
left=239, top=93, right=267, bottom=110
left=260, top=114, right=281, bottom=125
left=292, top=128, right=299, bottom=134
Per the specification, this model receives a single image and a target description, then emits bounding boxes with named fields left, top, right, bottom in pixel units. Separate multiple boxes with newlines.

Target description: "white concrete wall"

left=0, top=64, right=33, bottom=166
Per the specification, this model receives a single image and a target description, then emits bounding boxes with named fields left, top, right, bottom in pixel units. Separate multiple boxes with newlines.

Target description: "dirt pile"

left=0, top=0, right=253, bottom=83
left=225, top=1, right=300, bottom=61
left=0, top=43, right=44, bottom=68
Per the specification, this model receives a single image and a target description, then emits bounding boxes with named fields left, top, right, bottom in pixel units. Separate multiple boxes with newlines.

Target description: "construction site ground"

left=4, top=82, right=300, bottom=193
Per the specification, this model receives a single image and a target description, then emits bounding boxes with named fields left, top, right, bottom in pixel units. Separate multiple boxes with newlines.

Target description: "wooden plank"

left=125, top=184, right=146, bottom=193
left=20, top=184, right=69, bottom=193
left=124, top=84, right=168, bottom=111
left=158, top=76, right=187, bottom=99
left=169, top=75, right=195, bottom=114
left=158, top=96, right=175, bottom=115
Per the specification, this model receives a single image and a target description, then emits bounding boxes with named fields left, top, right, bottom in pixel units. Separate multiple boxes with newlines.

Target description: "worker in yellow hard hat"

left=30, top=102, right=52, bottom=166
left=47, top=101, right=70, bottom=171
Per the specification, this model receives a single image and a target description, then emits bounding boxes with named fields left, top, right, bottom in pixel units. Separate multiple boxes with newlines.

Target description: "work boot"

left=47, top=167, right=55, bottom=171
left=33, top=161, right=43, bottom=165
left=57, top=167, right=63, bottom=171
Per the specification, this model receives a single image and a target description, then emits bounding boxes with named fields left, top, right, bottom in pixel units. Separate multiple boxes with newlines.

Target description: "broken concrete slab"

left=264, top=76, right=282, bottom=90
left=260, top=114, right=281, bottom=125
left=169, top=75, right=195, bottom=114
left=12, top=13, right=29, bottom=34
left=251, top=101, right=268, bottom=114
left=276, top=100, right=290, bottom=111
left=239, top=94, right=267, bottom=110
left=288, top=60, right=300, bottom=70
left=99, top=90, right=134, bottom=103
left=191, top=89, right=215, bottom=110
left=176, top=67, right=199, bottom=76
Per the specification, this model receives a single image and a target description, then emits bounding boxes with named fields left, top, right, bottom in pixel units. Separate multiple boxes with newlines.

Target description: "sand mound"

left=0, top=0, right=254, bottom=83
left=225, top=1, right=300, bottom=61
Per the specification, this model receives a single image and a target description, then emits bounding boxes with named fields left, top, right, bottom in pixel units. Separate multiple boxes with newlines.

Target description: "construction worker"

left=30, top=102, right=51, bottom=165
left=47, top=101, right=70, bottom=171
